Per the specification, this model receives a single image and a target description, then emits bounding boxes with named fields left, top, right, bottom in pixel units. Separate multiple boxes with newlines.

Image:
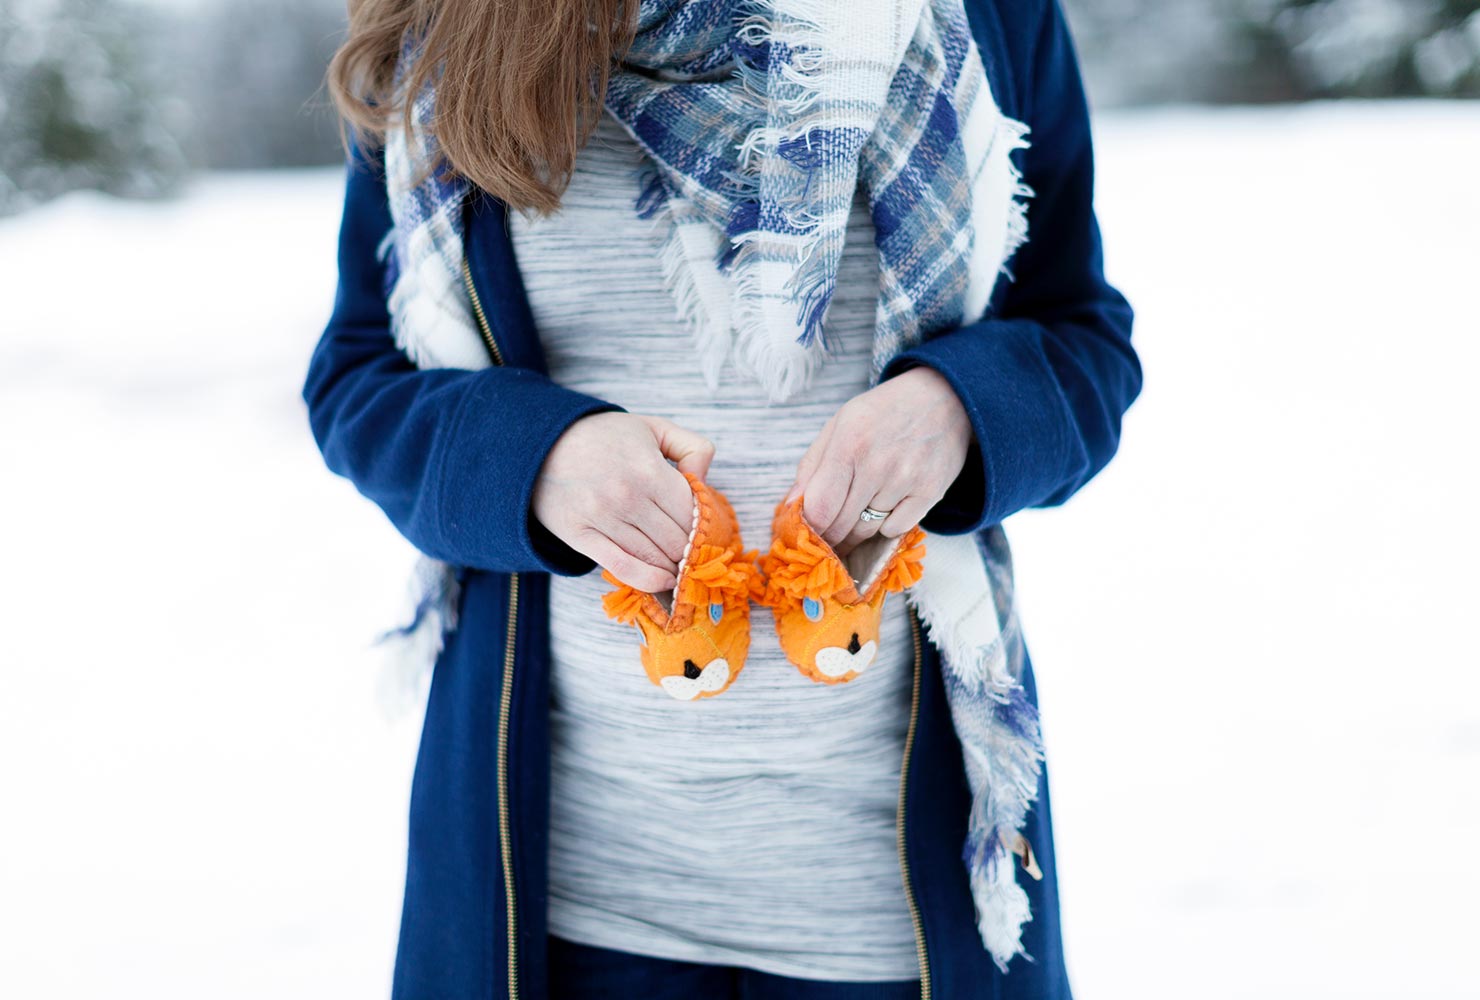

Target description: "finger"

left=800, top=447, right=853, bottom=538
left=878, top=494, right=933, bottom=540
left=606, top=520, right=680, bottom=582
left=788, top=414, right=836, bottom=502
left=821, top=465, right=882, bottom=549
left=836, top=479, right=913, bottom=555
left=635, top=493, right=692, bottom=566
left=580, top=532, right=678, bottom=593
left=641, top=415, right=716, bottom=479
left=650, top=463, right=699, bottom=548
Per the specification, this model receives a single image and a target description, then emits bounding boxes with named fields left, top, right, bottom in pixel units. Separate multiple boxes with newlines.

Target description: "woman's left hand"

left=787, top=365, right=974, bottom=558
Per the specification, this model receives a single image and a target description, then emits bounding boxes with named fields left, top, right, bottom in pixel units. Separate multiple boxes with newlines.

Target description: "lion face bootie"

left=600, top=472, right=762, bottom=701
left=758, top=493, right=926, bottom=684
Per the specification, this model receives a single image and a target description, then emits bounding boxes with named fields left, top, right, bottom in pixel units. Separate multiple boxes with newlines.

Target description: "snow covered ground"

left=1, top=102, right=1476, bottom=999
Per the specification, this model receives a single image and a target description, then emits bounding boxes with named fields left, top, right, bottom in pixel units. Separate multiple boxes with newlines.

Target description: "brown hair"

left=327, top=0, right=638, bottom=214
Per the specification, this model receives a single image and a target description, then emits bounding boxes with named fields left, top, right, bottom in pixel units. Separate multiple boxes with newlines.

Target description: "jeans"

left=549, top=935, right=923, bottom=999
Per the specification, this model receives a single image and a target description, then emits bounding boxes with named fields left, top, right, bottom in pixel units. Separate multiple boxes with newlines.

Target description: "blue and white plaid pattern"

left=605, top=0, right=1031, bottom=401
left=380, top=0, right=1044, bottom=973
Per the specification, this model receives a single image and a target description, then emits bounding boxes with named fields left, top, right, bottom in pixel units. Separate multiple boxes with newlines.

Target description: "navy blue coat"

left=302, top=1, right=1140, bottom=997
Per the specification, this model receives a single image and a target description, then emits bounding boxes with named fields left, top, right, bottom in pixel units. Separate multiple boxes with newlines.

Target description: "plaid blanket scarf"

left=379, top=0, right=1047, bottom=974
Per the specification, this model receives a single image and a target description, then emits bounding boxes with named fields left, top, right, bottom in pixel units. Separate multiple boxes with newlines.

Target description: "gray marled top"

left=509, top=112, right=921, bottom=982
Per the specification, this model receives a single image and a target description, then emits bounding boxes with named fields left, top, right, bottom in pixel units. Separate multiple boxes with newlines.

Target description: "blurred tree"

left=3, top=0, right=1476, bottom=214
left=1063, top=0, right=1480, bottom=105
left=1273, top=0, right=1480, bottom=98
left=173, top=0, right=347, bottom=170
left=0, top=0, right=187, bottom=214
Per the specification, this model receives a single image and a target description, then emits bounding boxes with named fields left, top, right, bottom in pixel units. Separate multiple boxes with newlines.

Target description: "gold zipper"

left=462, top=256, right=506, bottom=367
left=898, top=607, right=932, bottom=999
left=461, top=250, right=520, bottom=998
left=495, top=572, right=521, bottom=1000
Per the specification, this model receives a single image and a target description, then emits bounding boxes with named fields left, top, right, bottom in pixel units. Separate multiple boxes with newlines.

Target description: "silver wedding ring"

left=859, top=506, right=891, bottom=523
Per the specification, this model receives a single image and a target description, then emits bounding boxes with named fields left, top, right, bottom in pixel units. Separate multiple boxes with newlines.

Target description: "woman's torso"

left=509, top=111, right=921, bottom=982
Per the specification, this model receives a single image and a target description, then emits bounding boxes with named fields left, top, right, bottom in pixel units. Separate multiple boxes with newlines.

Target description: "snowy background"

left=2, top=2, right=1479, bottom=999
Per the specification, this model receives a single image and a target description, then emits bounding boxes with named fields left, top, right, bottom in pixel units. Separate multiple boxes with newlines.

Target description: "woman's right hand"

left=532, top=412, right=714, bottom=593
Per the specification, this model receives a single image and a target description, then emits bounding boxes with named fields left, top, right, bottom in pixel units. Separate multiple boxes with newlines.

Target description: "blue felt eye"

left=803, top=596, right=823, bottom=621
left=709, top=603, right=724, bottom=624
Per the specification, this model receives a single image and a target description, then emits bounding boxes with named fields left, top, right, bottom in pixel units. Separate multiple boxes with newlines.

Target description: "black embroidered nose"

left=683, top=659, right=702, bottom=680
left=847, top=633, right=861, bottom=655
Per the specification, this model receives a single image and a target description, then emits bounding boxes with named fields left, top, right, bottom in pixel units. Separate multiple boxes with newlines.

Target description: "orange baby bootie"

left=600, top=471, right=762, bottom=701
left=758, top=493, right=926, bottom=684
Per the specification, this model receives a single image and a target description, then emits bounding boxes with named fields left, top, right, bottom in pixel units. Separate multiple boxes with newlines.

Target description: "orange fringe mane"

left=760, top=522, right=926, bottom=607
left=601, top=541, right=761, bottom=625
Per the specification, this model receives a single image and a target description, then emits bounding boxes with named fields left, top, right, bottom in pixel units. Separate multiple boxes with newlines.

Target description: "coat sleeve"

left=880, top=0, right=1142, bottom=534
left=301, top=139, right=625, bottom=575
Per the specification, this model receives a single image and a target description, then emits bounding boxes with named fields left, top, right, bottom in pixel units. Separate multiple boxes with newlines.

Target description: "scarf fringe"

left=639, top=0, right=846, bottom=403
left=991, top=119, right=1035, bottom=293
left=999, top=122, right=1035, bottom=275
left=972, top=848, right=1038, bottom=974
left=727, top=0, right=854, bottom=369
left=727, top=257, right=829, bottom=402
left=371, top=556, right=459, bottom=720
left=636, top=167, right=737, bottom=392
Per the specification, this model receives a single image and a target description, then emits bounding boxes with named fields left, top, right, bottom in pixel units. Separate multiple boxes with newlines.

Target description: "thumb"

left=640, top=415, right=716, bottom=479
